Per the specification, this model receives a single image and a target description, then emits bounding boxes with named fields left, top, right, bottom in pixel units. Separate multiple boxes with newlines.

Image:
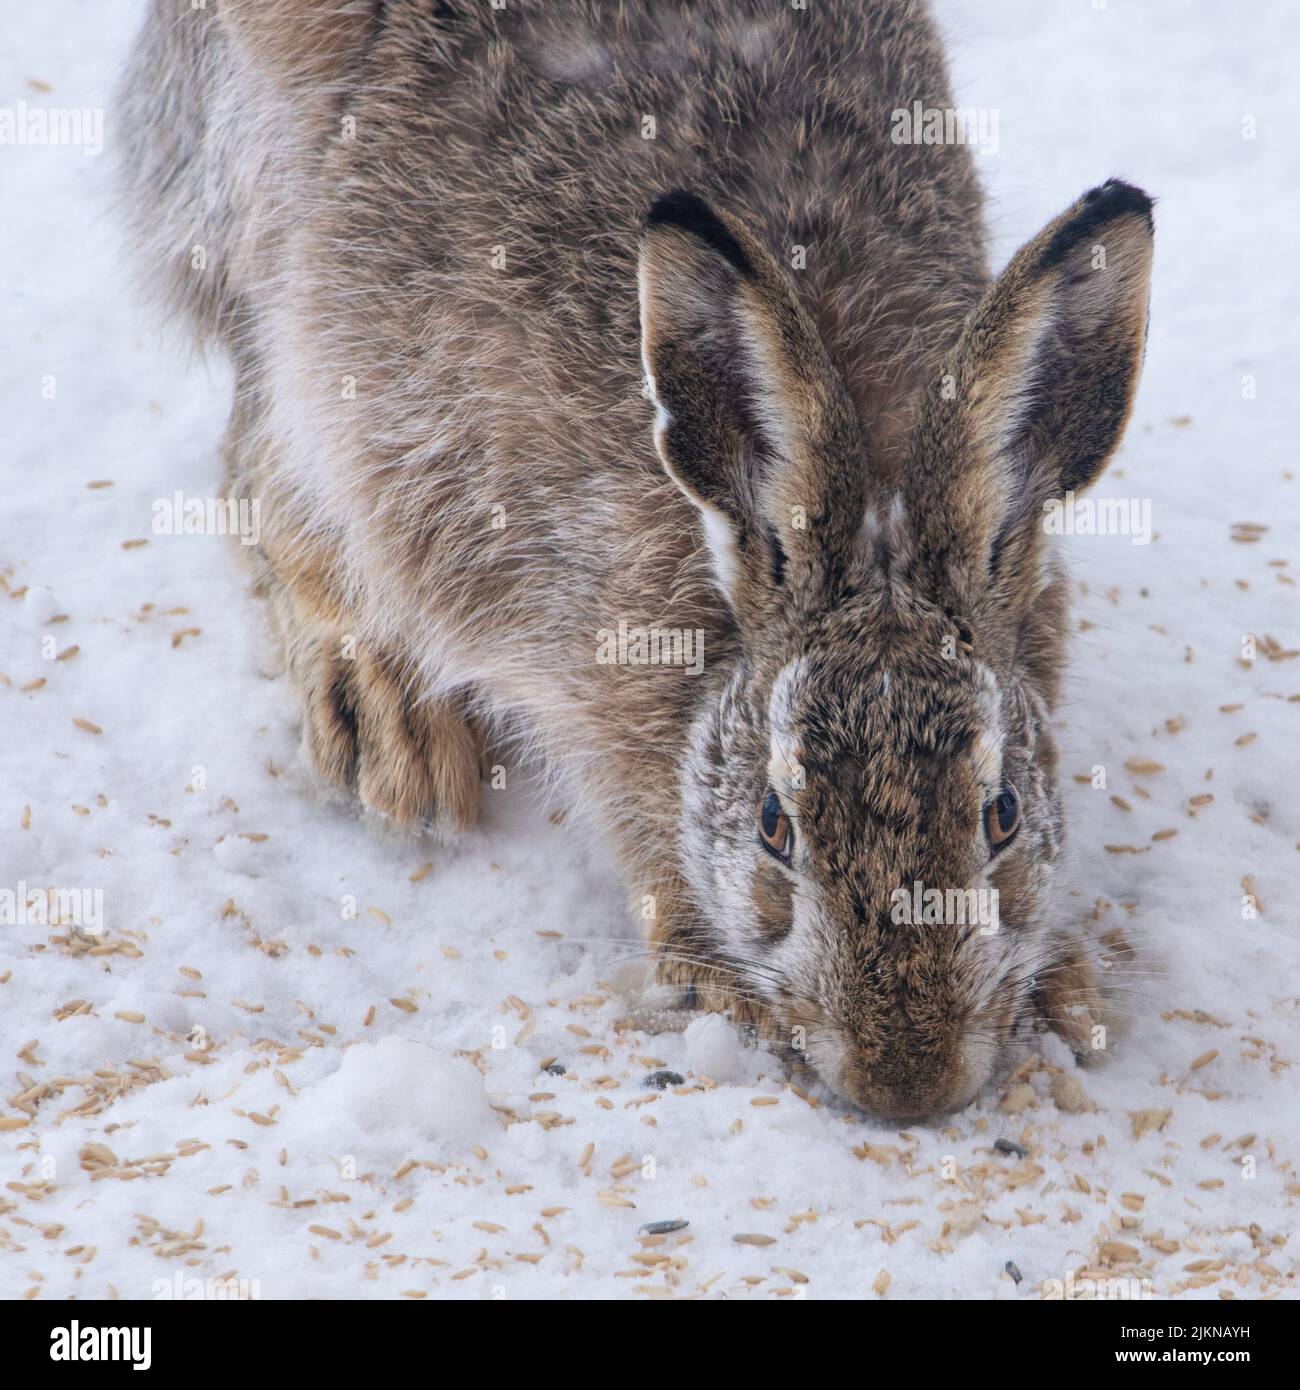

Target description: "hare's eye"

left=758, top=789, right=794, bottom=864
left=985, top=784, right=1021, bottom=852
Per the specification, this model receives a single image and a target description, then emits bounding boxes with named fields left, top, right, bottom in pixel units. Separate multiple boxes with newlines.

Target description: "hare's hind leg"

left=225, top=389, right=484, bottom=832
left=269, top=564, right=485, bottom=832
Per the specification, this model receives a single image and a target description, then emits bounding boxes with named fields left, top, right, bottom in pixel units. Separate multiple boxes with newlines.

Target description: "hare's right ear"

left=638, top=191, right=864, bottom=625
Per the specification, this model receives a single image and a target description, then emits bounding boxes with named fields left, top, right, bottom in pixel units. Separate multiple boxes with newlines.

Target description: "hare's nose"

left=857, top=1088, right=964, bottom=1125
left=838, top=1041, right=989, bottom=1122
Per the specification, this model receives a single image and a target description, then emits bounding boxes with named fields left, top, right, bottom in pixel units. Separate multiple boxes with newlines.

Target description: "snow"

left=684, top=1014, right=755, bottom=1087
left=1, top=0, right=1297, bottom=1300
left=297, top=1040, right=495, bottom=1155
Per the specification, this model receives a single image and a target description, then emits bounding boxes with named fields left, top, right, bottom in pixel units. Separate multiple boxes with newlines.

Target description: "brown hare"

left=119, top=0, right=1152, bottom=1120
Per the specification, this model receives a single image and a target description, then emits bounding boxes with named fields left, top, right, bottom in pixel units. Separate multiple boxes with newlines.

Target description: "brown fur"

left=119, top=0, right=1152, bottom=1119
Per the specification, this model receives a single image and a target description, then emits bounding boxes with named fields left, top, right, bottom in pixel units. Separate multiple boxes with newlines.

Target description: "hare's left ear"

left=905, top=179, right=1154, bottom=608
left=637, top=191, right=864, bottom=626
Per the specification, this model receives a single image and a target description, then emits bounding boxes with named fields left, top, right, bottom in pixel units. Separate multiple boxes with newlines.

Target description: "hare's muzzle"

left=823, top=1027, right=999, bottom=1124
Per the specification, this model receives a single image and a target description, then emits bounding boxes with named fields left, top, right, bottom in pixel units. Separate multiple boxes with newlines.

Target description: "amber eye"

left=758, top=789, right=794, bottom=864
left=984, top=784, right=1021, bottom=852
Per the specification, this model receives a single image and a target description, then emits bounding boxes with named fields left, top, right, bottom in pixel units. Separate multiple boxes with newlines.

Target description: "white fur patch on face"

left=767, top=738, right=803, bottom=797
left=971, top=727, right=1001, bottom=788
left=970, top=669, right=1004, bottom=788
left=767, top=659, right=806, bottom=792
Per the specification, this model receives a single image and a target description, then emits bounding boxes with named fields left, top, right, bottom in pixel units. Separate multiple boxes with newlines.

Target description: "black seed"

left=994, top=1138, right=1027, bottom=1159
left=644, top=1070, right=685, bottom=1090
left=640, top=1219, right=689, bottom=1236
left=1005, top=1260, right=1023, bottom=1285
left=543, top=1062, right=567, bottom=1077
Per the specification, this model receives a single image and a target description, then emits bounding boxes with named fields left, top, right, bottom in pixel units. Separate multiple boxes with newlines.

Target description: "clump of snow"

left=684, top=1013, right=753, bottom=1084
left=21, top=583, right=59, bottom=626
left=313, top=1038, right=494, bottom=1147
left=212, top=833, right=265, bottom=877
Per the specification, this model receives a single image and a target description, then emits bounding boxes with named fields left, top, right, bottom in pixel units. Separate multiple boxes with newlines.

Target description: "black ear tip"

left=1041, top=178, right=1155, bottom=269
left=646, top=188, right=713, bottom=228
left=644, top=188, right=755, bottom=277
left=1086, top=177, right=1155, bottom=224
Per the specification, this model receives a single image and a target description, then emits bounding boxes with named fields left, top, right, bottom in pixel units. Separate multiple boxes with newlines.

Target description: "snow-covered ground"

left=2, top=0, right=1297, bottom=1301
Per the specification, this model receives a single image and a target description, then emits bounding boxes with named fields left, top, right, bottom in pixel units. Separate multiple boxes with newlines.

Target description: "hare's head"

left=638, top=183, right=1153, bottom=1120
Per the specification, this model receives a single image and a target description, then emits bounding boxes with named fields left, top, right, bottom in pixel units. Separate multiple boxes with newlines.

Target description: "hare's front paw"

left=652, top=941, right=773, bottom=1033
left=298, top=640, right=484, bottom=831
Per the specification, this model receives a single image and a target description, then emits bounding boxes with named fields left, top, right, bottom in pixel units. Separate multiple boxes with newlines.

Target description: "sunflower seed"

left=640, top=1219, right=689, bottom=1236
left=644, top=1070, right=685, bottom=1090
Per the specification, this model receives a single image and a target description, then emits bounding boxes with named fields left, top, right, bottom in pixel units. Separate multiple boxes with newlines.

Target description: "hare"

left=119, top=0, right=1153, bottom=1120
